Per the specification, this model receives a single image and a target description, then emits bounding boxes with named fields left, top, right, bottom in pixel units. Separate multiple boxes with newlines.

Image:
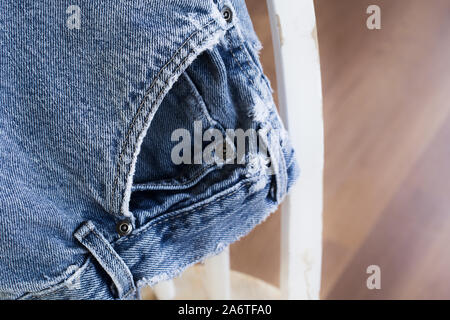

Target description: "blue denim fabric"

left=0, top=0, right=299, bottom=299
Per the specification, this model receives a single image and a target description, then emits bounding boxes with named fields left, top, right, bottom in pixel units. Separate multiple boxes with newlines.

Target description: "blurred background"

left=230, top=0, right=450, bottom=299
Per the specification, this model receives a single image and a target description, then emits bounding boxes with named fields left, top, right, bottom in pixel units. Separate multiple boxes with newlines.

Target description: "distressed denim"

left=0, top=0, right=299, bottom=299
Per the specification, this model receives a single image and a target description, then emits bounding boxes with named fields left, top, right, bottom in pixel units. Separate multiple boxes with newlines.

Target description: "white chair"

left=143, top=0, right=323, bottom=300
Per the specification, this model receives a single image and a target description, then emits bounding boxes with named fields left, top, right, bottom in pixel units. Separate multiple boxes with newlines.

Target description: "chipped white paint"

left=267, top=0, right=324, bottom=300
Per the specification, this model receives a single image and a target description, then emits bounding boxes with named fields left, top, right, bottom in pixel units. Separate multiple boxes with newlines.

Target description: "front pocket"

left=131, top=71, right=226, bottom=189
left=128, top=60, right=244, bottom=221
left=127, top=21, right=283, bottom=223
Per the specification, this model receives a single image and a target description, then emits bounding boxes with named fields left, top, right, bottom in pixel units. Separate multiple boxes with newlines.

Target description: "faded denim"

left=0, top=0, right=299, bottom=299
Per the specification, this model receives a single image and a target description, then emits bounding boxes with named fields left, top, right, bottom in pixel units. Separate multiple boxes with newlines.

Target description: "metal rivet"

left=222, top=6, right=233, bottom=23
left=117, top=220, right=132, bottom=236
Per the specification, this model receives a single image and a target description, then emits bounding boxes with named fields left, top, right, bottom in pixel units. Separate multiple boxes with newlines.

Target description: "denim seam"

left=110, top=19, right=222, bottom=214
left=182, top=72, right=217, bottom=128
left=227, top=35, right=255, bottom=86
left=183, top=69, right=227, bottom=133
left=241, top=40, right=274, bottom=96
left=116, top=28, right=221, bottom=201
left=116, top=179, right=254, bottom=245
left=224, top=27, right=285, bottom=198
left=132, top=163, right=216, bottom=189
left=110, top=20, right=216, bottom=207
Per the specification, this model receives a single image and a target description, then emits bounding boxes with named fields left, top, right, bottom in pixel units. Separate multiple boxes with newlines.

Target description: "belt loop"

left=74, top=221, right=136, bottom=299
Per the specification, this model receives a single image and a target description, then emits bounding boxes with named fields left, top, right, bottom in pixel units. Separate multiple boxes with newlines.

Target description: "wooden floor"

left=230, top=0, right=450, bottom=299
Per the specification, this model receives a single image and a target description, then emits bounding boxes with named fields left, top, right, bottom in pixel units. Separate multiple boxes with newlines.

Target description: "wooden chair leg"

left=152, top=279, right=176, bottom=300
left=203, top=247, right=231, bottom=300
left=267, top=0, right=324, bottom=300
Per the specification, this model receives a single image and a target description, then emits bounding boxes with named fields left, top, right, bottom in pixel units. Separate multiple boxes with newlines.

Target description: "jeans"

left=0, top=0, right=299, bottom=299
